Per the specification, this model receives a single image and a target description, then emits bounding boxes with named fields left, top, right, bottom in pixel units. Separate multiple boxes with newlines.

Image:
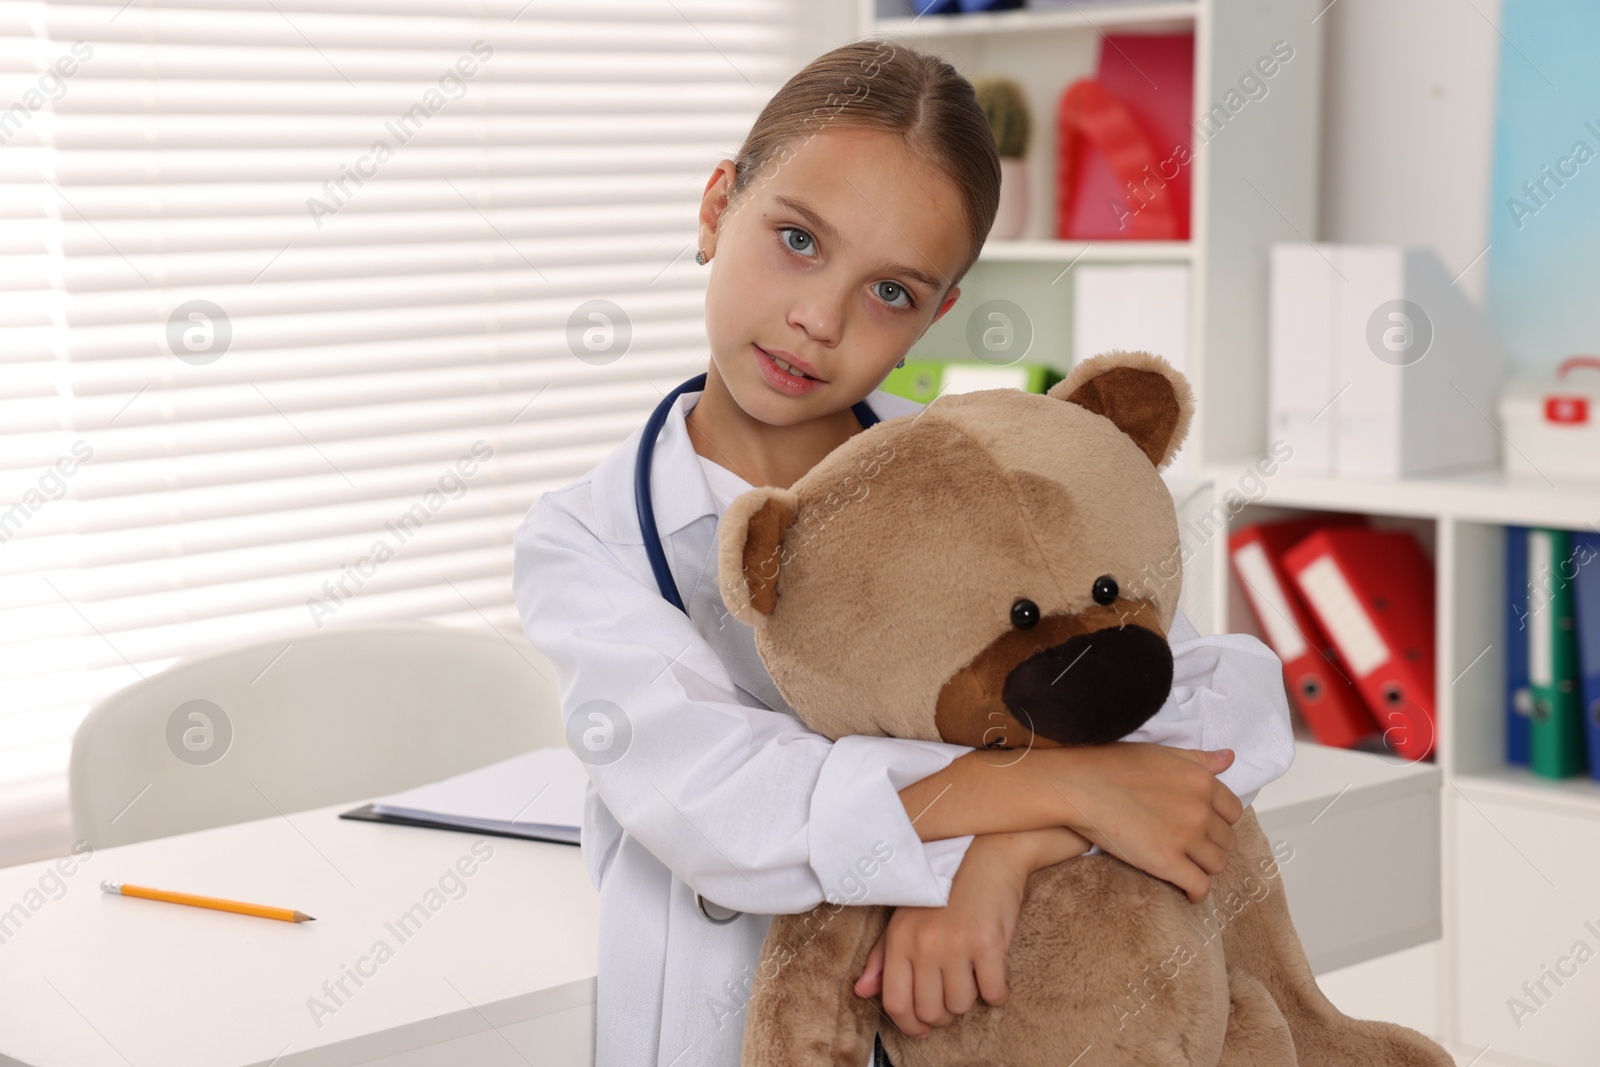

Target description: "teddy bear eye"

left=1010, top=598, right=1040, bottom=629
left=1092, top=576, right=1119, bottom=605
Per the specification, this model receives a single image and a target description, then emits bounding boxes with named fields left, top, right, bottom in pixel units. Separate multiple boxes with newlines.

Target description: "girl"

left=513, top=39, right=1293, bottom=1067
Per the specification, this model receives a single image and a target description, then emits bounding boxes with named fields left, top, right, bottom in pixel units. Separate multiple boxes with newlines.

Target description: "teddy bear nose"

left=1000, top=624, right=1174, bottom=745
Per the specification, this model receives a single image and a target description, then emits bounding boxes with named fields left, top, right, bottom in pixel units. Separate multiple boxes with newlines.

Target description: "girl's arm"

left=514, top=494, right=980, bottom=916
left=898, top=742, right=1241, bottom=904
left=872, top=606, right=1294, bottom=1038
left=852, top=825, right=1092, bottom=1037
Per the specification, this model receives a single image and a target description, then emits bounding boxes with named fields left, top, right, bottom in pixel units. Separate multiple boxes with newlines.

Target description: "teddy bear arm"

left=741, top=904, right=889, bottom=1067
left=1214, top=967, right=1295, bottom=1066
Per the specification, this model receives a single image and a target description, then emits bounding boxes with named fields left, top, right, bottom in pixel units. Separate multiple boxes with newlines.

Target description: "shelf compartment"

left=1447, top=519, right=1600, bottom=802
left=873, top=1, right=1198, bottom=38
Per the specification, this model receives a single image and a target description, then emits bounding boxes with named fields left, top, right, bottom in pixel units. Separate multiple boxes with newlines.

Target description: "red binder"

left=1282, top=527, right=1438, bottom=762
left=1229, top=515, right=1379, bottom=748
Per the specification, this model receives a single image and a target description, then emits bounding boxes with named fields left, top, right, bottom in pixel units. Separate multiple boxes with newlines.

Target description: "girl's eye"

left=776, top=226, right=917, bottom=312
left=874, top=280, right=915, bottom=311
left=778, top=226, right=816, bottom=257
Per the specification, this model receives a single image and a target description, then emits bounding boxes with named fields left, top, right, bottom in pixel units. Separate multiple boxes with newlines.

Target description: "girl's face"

left=697, top=126, right=969, bottom=426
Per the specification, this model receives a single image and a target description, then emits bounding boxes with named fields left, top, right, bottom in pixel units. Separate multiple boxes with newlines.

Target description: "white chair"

left=70, top=621, right=565, bottom=849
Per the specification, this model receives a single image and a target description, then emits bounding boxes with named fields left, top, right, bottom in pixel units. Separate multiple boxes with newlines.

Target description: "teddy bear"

left=714, top=350, right=1455, bottom=1067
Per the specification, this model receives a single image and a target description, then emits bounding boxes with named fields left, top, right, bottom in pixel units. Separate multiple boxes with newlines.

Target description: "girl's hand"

left=1052, top=742, right=1242, bottom=903
left=851, top=827, right=1089, bottom=1038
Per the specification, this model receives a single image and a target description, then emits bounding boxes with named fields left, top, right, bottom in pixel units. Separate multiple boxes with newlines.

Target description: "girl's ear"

left=716, top=487, right=800, bottom=628
left=1046, top=349, right=1195, bottom=471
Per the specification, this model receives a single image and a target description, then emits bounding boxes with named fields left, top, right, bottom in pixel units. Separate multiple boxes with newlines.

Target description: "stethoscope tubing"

left=634, top=372, right=711, bottom=614
left=632, top=372, right=881, bottom=927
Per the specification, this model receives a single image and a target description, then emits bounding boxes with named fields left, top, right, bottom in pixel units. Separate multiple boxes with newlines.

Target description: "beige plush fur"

left=715, top=351, right=1455, bottom=1066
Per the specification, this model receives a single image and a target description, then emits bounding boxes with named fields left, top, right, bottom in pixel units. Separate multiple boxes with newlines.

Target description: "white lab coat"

left=511, top=382, right=1296, bottom=1067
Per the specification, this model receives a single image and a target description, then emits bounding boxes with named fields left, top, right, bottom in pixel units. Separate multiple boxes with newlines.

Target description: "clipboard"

left=338, top=802, right=579, bottom=846
left=337, top=745, right=586, bottom=846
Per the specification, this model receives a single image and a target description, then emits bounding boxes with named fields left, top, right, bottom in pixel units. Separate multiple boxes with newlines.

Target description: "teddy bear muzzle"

left=934, top=598, right=1174, bottom=749
left=1001, top=623, right=1174, bottom=745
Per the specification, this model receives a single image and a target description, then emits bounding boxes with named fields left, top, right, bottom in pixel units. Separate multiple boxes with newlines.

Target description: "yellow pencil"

left=101, top=880, right=314, bottom=923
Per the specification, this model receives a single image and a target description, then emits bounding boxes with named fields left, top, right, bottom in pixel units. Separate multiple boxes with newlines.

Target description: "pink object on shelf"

left=1056, top=33, right=1194, bottom=240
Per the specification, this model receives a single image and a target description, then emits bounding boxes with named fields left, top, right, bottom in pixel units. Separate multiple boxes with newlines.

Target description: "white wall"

left=1316, top=0, right=1503, bottom=307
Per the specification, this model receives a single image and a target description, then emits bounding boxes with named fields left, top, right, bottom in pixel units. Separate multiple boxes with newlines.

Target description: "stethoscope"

left=634, top=371, right=881, bottom=925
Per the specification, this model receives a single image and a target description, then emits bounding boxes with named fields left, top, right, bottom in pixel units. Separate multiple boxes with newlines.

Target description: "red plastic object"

left=1544, top=356, right=1600, bottom=424
left=1546, top=396, right=1590, bottom=424
left=1056, top=34, right=1194, bottom=240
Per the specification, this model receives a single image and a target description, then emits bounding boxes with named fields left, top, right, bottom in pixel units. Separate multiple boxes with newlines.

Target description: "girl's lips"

left=753, top=343, right=826, bottom=395
left=761, top=347, right=823, bottom=381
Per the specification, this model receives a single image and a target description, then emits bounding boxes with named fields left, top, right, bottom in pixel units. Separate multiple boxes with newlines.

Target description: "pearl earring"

left=695, top=249, right=707, bottom=265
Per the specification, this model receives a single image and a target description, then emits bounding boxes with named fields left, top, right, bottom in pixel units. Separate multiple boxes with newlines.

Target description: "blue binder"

left=1573, top=530, right=1600, bottom=780
left=1506, top=525, right=1532, bottom=765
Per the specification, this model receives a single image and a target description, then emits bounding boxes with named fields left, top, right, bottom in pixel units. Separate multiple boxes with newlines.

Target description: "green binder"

left=1528, top=527, right=1588, bottom=778
left=879, top=359, right=1065, bottom=404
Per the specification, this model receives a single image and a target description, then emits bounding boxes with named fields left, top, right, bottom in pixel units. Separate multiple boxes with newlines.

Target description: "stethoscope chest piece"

left=697, top=892, right=741, bottom=925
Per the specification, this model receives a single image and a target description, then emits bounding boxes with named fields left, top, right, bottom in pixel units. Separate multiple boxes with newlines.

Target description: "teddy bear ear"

left=1045, top=349, right=1195, bottom=471
left=715, top=486, right=800, bottom=628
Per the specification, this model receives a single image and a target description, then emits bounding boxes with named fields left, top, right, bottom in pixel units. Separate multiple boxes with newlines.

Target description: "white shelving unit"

left=871, top=0, right=1324, bottom=474
left=861, top=3, right=1600, bottom=1065
left=1205, top=460, right=1600, bottom=1067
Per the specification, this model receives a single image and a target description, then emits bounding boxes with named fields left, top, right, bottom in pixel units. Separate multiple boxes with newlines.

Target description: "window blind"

left=0, top=0, right=787, bottom=865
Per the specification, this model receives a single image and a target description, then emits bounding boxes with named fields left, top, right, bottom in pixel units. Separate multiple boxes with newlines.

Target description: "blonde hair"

left=727, top=39, right=1001, bottom=296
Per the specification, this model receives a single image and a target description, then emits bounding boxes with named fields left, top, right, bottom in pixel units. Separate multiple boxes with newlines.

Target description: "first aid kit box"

left=1498, top=357, right=1600, bottom=483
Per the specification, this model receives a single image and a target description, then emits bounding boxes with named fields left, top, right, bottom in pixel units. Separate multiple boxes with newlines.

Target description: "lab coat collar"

left=586, top=381, right=922, bottom=546
left=587, top=386, right=712, bottom=545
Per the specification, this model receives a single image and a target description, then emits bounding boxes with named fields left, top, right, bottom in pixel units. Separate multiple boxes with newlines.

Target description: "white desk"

left=0, top=800, right=599, bottom=1067
left=0, top=742, right=1439, bottom=1066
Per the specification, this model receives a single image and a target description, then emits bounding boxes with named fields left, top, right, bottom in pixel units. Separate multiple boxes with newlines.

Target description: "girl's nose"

left=786, top=280, right=849, bottom=346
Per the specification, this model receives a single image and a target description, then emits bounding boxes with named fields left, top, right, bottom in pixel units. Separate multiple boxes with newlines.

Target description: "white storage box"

left=1499, top=356, right=1600, bottom=483
left=1269, top=244, right=1507, bottom=479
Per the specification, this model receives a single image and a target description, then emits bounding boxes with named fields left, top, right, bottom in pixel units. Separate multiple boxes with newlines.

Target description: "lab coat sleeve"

left=1163, top=605, right=1296, bottom=810
left=513, top=496, right=976, bottom=916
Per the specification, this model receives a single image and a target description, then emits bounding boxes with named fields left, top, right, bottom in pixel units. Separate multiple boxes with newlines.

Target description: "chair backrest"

left=70, top=621, right=564, bottom=849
